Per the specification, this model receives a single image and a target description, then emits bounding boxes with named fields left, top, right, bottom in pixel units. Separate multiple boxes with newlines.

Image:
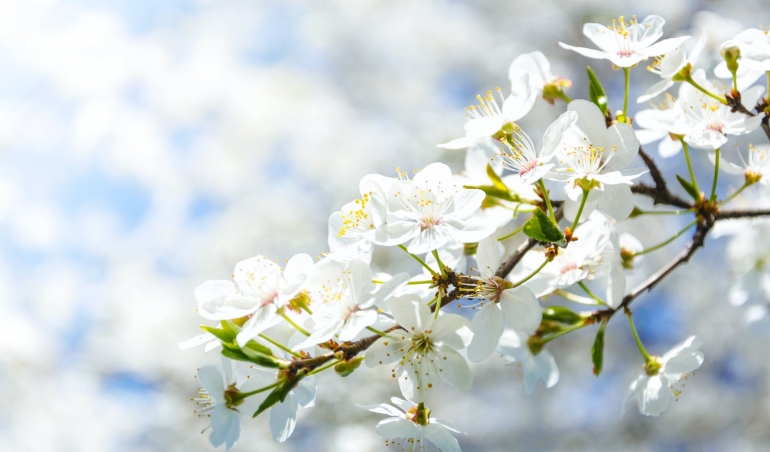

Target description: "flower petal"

left=568, top=99, right=607, bottom=144
left=499, top=287, right=542, bottom=334
left=389, top=294, right=431, bottom=334
left=435, top=345, right=473, bottom=390
left=358, top=403, right=403, bottom=417
left=598, top=183, right=634, bottom=222
left=430, top=313, right=473, bottom=349
left=270, top=393, right=299, bottom=443
left=467, top=304, right=505, bottom=364
left=423, top=423, right=462, bottom=452
left=375, top=417, right=421, bottom=439
left=365, top=336, right=411, bottom=368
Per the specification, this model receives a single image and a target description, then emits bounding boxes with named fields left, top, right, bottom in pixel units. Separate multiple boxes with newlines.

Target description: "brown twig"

left=632, top=146, right=693, bottom=209
left=715, top=208, right=770, bottom=220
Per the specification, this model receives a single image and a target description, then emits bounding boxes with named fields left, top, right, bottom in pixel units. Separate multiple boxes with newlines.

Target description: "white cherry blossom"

left=249, top=368, right=318, bottom=443
left=625, top=336, right=704, bottom=416
left=559, top=15, right=690, bottom=68
left=438, top=81, right=536, bottom=150
left=495, top=111, right=578, bottom=186
left=293, top=258, right=407, bottom=350
left=635, top=93, right=687, bottom=158
left=328, top=174, right=396, bottom=261
left=497, top=329, right=559, bottom=394
left=679, top=70, right=764, bottom=150
left=195, top=254, right=315, bottom=347
left=551, top=100, right=646, bottom=222
left=638, top=28, right=709, bottom=103
left=360, top=398, right=462, bottom=452
left=466, top=237, right=543, bottom=362
left=711, top=144, right=770, bottom=185
left=383, top=162, right=496, bottom=254
left=365, top=295, right=473, bottom=403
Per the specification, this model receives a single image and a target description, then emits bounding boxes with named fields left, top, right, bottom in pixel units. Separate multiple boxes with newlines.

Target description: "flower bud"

left=542, top=76, right=572, bottom=105
left=720, top=40, right=741, bottom=75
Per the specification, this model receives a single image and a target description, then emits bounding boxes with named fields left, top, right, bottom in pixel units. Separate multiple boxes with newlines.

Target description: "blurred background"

left=2, top=0, right=770, bottom=451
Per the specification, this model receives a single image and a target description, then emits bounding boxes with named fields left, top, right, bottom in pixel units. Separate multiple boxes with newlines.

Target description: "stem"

left=236, top=380, right=282, bottom=400
left=373, top=279, right=433, bottom=285
left=571, top=188, right=590, bottom=230
left=427, top=295, right=439, bottom=306
left=259, top=333, right=303, bottom=358
left=537, top=179, right=556, bottom=223
left=633, top=208, right=693, bottom=216
left=541, top=322, right=588, bottom=344
left=710, top=148, right=720, bottom=202
left=577, top=281, right=607, bottom=306
left=720, top=181, right=751, bottom=206
left=512, top=258, right=549, bottom=288
left=623, top=67, right=630, bottom=119
left=308, top=359, right=340, bottom=376
left=685, top=76, right=728, bottom=104
left=432, top=250, right=448, bottom=277
left=433, top=291, right=443, bottom=320
left=554, top=288, right=602, bottom=305
left=626, top=311, right=652, bottom=362
left=555, top=90, right=572, bottom=103
left=733, top=71, right=738, bottom=93
left=398, top=244, right=438, bottom=276
left=280, top=312, right=311, bottom=337
left=497, top=222, right=527, bottom=241
left=365, top=326, right=390, bottom=337
left=680, top=138, right=701, bottom=200
left=636, top=219, right=698, bottom=256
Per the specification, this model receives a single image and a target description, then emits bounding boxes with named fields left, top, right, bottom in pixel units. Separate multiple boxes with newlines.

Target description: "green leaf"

left=241, top=340, right=285, bottom=368
left=542, top=306, right=582, bottom=324
left=591, top=320, right=607, bottom=376
left=201, top=325, right=236, bottom=343
left=676, top=174, right=701, bottom=201
left=252, top=387, right=283, bottom=418
left=221, top=319, right=241, bottom=336
left=586, top=66, right=608, bottom=115
left=523, top=208, right=565, bottom=244
left=463, top=164, right=516, bottom=202
left=221, top=347, right=251, bottom=363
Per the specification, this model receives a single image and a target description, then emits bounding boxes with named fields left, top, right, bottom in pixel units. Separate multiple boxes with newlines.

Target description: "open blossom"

left=365, top=295, right=473, bottom=403
left=293, top=258, right=407, bottom=350
left=497, top=329, right=559, bottom=394
left=195, top=254, right=314, bottom=347
left=679, top=69, right=764, bottom=150
left=508, top=51, right=572, bottom=104
left=383, top=162, right=496, bottom=254
left=466, top=237, right=543, bottom=362
left=625, top=336, right=704, bottom=417
left=559, top=15, right=689, bottom=68
left=438, top=78, right=536, bottom=150
left=495, top=111, right=577, bottom=186
left=638, top=29, right=708, bottom=103
left=461, top=138, right=539, bottom=228
left=550, top=100, right=646, bottom=222
left=194, top=358, right=264, bottom=451
left=712, top=144, right=770, bottom=185
left=328, top=174, right=396, bottom=261
left=360, top=398, right=462, bottom=452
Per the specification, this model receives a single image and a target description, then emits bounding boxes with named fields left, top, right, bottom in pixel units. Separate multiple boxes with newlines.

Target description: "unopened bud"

left=334, top=356, right=364, bottom=377
left=620, top=247, right=636, bottom=269
left=720, top=40, right=741, bottom=75
left=542, top=76, right=572, bottom=104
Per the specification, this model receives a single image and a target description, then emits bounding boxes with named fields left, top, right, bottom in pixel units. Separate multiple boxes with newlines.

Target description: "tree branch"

left=632, top=147, right=693, bottom=209
left=715, top=208, right=770, bottom=220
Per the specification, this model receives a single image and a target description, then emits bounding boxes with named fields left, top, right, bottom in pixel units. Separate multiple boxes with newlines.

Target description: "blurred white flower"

left=559, top=15, right=689, bottom=68
left=365, top=295, right=473, bottom=403
left=383, top=162, right=495, bottom=254
left=714, top=28, right=770, bottom=87
left=508, top=51, right=572, bottom=104
left=497, top=329, right=559, bottom=394
left=360, top=397, right=462, bottom=452
left=713, top=144, right=770, bottom=185
left=634, top=93, right=687, bottom=158
left=195, top=254, right=315, bottom=347
left=551, top=100, right=646, bottom=222
left=625, top=336, right=704, bottom=417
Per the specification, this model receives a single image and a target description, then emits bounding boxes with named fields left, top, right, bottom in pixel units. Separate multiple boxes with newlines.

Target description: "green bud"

left=542, top=76, right=572, bottom=105
left=720, top=40, right=741, bottom=75
left=334, top=356, right=364, bottom=377
left=542, top=306, right=582, bottom=324
left=463, top=242, right=479, bottom=256
left=620, top=247, right=636, bottom=269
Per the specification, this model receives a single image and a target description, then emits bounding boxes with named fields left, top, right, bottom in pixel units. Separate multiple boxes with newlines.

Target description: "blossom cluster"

left=182, top=14, right=770, bottom=450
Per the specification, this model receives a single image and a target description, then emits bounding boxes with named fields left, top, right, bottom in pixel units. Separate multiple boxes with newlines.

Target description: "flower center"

left=418, top=215, right=442, bottom=230
left=411, top=332, right=434, bottom=355
left=338, top=191, right=376, bottom=237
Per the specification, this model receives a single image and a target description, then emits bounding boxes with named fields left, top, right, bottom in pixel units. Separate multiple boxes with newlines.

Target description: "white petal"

left=499, top=287, right=542, bottom=334
left=389, top=294, right=431, bottom=334
left=423, top=423, right=462, bottom=452
left=635, top=375, right=671, bottom=416
left=603, top=124, right=640, bottom=171
left=375, top=417, right=420, bottom=439
left=196, top=280, right=257, bottom=320
left=568, top=99, right=607, bottom=144
left=435, top=345, right=473, bottom=390
left=293, top=376, right=318, bottom=408
left=209, top=407, right=241, bottom=451
left=606, top=262, right=626, bottom=308
left=475, top=236, right=504, bottom=275
left=467, top=302, right=505, bottom=362
left=270, top=393, right=299, bottom=443
left=558, top=42, right=608, bottom=60
left=451, top=188, right=486, bottom=219
left=643, top=36, right=691, bottom=58
left=430, top=313, right=473, bottom=349
left=365, top=336, right=411, bottom=368
left=282, top=253, right=314, bottom=293
left=198, top=366, right=225, bottom=400
left=438, top=136, right=475, bottom=150
left=391, top=397, right=413, bottom=412
left=637, top=79, right=674, bottom=103
left=598, top=183, right=635, bottom=222
left=358, top=403, right=403, bottom=417
left=541, top=110, right=578, bottom=159
left=179, top=333, right=215, bottom=350
left=338, top=309, right=379, bottom=341
left=581, top=23, right=616, bottom=51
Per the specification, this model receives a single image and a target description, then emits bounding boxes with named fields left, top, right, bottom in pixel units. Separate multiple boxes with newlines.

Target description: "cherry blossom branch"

left=631, top=147, right=693, bottom=209
left=715, top=208, right=770, bottom=220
